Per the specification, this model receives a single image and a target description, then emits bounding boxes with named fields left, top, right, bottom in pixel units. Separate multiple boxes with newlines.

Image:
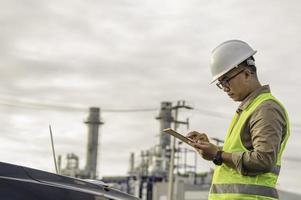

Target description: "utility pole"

left=167, top=101, right=192, bottom=200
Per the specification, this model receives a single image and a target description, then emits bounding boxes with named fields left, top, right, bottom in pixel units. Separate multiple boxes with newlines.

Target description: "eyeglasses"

left=216, top=69, right=245, bottom=89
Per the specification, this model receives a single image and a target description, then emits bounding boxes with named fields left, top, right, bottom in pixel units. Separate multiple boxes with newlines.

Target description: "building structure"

left=103, top=101, right=212, bottom=200
left=60, top=107, right=103, bottom=179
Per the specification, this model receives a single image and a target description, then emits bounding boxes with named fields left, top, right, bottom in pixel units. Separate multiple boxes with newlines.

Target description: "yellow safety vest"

left=209, top=93, right=290, bottom=200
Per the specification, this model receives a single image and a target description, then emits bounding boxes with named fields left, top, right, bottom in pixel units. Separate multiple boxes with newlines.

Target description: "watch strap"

left=213, top=150, right=223, bottom=165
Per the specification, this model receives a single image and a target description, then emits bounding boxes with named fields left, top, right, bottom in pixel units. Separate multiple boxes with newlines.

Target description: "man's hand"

left=191, top=142, right=219, bottom=161
left=186, top=131, right=209, bottom=143
left=185, top=131, right=235, bottom=168
left=186, top=131, right=218, bottom=161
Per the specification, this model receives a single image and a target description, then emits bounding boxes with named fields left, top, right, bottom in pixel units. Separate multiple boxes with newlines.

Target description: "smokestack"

left=84, top=107, right=103, bottom=179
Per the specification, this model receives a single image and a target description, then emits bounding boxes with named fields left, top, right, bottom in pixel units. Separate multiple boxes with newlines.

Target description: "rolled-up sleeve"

left=231, top=101, right=286, bottom=176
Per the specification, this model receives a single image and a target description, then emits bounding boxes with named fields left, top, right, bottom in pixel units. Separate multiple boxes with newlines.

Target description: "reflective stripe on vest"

left=209, top=93, right=290, bottom=200
left=211, top=184, right=279, bottom=199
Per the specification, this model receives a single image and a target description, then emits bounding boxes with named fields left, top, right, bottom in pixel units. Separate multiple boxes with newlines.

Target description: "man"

left=187, top=40, right=290, bottom=200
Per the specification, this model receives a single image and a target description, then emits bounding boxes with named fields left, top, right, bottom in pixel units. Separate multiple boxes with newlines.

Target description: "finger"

left=186, top=131, right=201, bottom=139
left=199, top=133, right=209, bottom=139
left=195, top=134, right=209, bottom=142
left=190, top=142, right=208, bottom=149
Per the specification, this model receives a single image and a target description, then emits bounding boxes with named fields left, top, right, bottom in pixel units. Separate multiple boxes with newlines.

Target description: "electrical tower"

left=167, top=100, right=193, bottom=200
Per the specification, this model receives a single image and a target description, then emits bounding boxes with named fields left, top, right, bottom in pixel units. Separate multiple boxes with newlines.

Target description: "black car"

left=0, top=162, right=140, bottom=200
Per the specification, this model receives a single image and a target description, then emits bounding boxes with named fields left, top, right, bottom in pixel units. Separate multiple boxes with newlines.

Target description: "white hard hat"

left=210, top=40, right=257, bottom=83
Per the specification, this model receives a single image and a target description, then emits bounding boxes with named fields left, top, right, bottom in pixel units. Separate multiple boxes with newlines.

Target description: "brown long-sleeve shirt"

left=230, top=85, right=287, bottom=176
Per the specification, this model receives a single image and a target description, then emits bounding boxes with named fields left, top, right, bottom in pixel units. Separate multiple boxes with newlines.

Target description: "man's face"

left=216, top=67, right=248, bottom=102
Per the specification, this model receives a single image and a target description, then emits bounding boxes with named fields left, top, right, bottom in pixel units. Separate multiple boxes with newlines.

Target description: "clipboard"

left=163, top=128, right=195, bottom=148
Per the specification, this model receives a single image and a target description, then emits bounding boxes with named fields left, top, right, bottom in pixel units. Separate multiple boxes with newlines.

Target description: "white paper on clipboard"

left=163, top=128, right=195, bottom=148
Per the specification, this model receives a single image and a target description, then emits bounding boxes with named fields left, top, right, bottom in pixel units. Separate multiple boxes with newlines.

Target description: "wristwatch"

left=213, top=150, right=223, bottom=165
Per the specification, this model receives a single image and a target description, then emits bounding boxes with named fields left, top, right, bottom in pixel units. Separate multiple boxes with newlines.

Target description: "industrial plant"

left=58, top=101, right=213, bottom=200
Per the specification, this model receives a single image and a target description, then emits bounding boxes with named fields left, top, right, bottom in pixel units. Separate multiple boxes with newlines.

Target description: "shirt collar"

left=236, top=85, right=271, bottom=113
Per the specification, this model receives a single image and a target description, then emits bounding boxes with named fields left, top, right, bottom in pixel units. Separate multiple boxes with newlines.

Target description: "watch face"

left=213, top=151, right=223, bottom=165
left=213, top=158, right=222, bottom=165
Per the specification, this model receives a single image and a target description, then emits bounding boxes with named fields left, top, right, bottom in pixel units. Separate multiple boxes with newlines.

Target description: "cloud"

left=0, top=0, right=301, bottom=191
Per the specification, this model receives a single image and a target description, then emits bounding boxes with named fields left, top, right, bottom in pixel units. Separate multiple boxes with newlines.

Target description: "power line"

left=193, top=108, right=230, bottom=119
left=0, top=100, right=158, bottom=113
left=0, top=101, right=86, bottom=112
left=1, top=99, right=301, bottom=127
left=102, top=108, right=158, bottom=113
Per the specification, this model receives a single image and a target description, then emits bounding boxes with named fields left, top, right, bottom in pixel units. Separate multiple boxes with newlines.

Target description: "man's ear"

left=243, top=68, right=253, bottom=81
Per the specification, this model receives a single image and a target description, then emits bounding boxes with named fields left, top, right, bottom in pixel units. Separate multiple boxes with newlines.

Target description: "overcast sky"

left=0, top=0, right=301, bottom=194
